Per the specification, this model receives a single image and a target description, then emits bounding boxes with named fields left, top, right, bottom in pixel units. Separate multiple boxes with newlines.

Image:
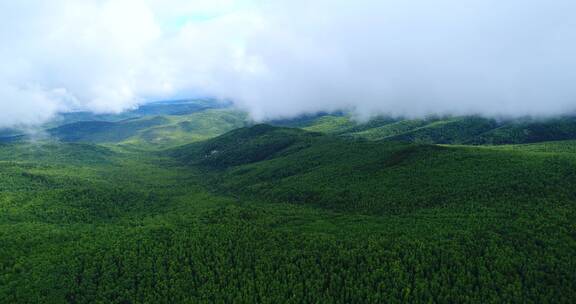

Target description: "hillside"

left=274, top=113, right=576, bottom=145
left=3, top=1, right=575, bottom=302
left=468, top=116, right=576, bottom=144
left=1, top=101, right=576, bottom=302
left=170, top=124, right=322, bottom=168
left=43, top=109, right=248, bottom=148
left=0, top=99, right=240, bottom=147
left=4, top=99, right=576, bottom=147
left=0, top=124, right=575, bottom=302
left=172, top=125, right=576, bottom=214
left=48, top=116, right=171, bottom=143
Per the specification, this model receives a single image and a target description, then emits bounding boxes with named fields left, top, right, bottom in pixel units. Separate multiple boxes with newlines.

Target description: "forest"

left=0, top=102, right=575, bottom=303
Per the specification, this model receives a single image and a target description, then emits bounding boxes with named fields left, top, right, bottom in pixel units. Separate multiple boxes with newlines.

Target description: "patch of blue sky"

left=162, top=0, right=258, bottom=28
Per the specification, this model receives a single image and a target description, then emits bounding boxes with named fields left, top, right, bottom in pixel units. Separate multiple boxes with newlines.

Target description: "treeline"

left=0, top=136, right=575, bottom=303
left=191, top=128, right=576, bottom=216
left=3, top=205, right=575, bottom=303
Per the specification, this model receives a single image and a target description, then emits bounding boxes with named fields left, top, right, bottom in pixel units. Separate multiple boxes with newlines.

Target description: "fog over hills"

left=1, top=0, right=576, bottom=127
left=2, top=2, right=576, bottom=303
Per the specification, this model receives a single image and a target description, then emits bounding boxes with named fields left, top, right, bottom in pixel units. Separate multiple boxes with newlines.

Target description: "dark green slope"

left=165, top=125, right=576, bottom=302
left=1, top=124, right=576, bottom=302
left=348, top=118, right=430, bottom=139
left=171, top=124, right=322, bottom=168
left=171, top=125, right=576, bottom=215
left=0, top=142, right=116, bottom=165
left=274, top=114, right=501, bottom=143
left=0, top=99, right=236, bottom=145
left=49, top=116, right=170, bottom=143
left=275, top=113, right=576, bottom=145
left=383, top=116, right=499, bottom=144
left=41, top=109, right=248, bottom=147
left=5, top=101, right=576, bottom=147
left=468, top=116, right=576, bottom=144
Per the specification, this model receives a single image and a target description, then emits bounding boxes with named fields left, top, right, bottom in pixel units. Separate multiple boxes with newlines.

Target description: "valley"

left=0, top=100, right=575, bottom=303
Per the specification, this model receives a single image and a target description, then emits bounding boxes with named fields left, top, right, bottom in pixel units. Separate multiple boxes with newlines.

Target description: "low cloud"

left=217, top=0, right=576, bottom=120
left=1, top=0, right=575, bottom=127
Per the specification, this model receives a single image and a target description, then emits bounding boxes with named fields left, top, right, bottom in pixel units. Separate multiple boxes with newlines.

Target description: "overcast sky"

left=1, top=0, right=575, bottom=127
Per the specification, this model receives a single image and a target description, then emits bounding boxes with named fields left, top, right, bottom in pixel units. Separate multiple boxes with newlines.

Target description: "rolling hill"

left=4, top=98, right=576, bottom=147
left=1, top=101, right=575, bottom=302
left=275, top=113, right=576, bottom=145
left=0, top=99, right=237, bottom=146
left=0, top=109, right=248, bottom=149
left=171, top=124, right=576, bottom=215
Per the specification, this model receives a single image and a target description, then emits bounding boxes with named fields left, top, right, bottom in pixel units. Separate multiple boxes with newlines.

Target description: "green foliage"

left=272, top=114, right=357, bottom=133
left=469, top=117, right=576, bottom=144
left=384, top=116, right=499, bottom=144
left=129, top=109, right=249, bottom=149
left=176, top=125, right=576, bottom=215
left=49, top=116, right=171, bottom=143
left=276, top=114, right=576, bottom=145
left=1, top=125, right=575, bottom=303
left=0, top=142, right=116, bottom=165
left=0, top=99, right=245, bottom=148
left=349, top=119, right=430, bottom=140
left=44, top=109, right=248, bottom=149
left=171, top=124, right=321, bottom=168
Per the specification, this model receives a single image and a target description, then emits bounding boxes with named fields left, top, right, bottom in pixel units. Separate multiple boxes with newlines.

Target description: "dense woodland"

left=0, top=102, right=575, bottom=303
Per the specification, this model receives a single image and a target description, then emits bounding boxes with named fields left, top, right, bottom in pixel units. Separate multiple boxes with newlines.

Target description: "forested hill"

left=0, top=101, right=575, bottom=302
left=3, top=99, right=576, bottom=146
left=171, top=124, right=576, bottom=215
left=0, top=99, right=247, bottom=148
left=274, top=114, right=576, bottom=145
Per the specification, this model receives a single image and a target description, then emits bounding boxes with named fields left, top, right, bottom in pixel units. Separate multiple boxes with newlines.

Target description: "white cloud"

left=216, top=0, right=576, bottom=120
left=0, top=0, right=575, bottom=127
left=0, top=0, right=160, bottom=126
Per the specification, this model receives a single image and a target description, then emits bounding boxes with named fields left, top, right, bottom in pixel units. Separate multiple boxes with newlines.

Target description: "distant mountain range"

left=3, top=98, right=576, bottom=147
left=1, top=98, right=575, bottom=302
